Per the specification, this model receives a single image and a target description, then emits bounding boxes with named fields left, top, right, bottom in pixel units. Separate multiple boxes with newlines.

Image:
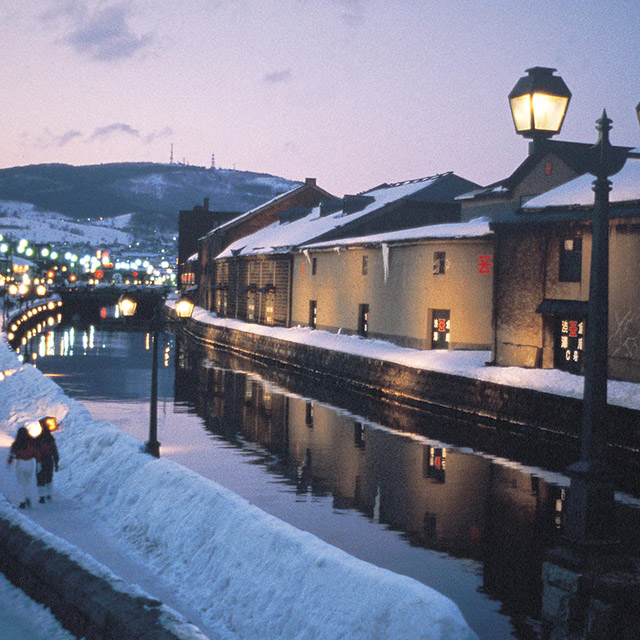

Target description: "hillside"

left=0, top=162, right=300, bottom=229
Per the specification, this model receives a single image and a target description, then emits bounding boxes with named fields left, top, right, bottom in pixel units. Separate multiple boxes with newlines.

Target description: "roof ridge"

left=367, top=172, right=452, bottom=192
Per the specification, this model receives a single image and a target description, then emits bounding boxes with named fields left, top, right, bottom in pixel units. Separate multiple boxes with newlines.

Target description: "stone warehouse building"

left=490, top=158, right=640, bottom=382
left=207, top=173, right=481, bottom=333
left=291, top=219, right=493, bottom=350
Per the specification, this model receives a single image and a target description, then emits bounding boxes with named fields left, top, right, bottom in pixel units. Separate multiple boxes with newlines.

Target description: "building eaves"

left=490, top=199, right=640, bottom=228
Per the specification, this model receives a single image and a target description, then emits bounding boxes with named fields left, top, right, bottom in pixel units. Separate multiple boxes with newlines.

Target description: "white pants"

left=15, top=459, right=34, bottom=503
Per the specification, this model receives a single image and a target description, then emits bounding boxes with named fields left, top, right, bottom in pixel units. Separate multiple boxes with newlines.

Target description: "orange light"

left=40, top=416, right=58, bottom=432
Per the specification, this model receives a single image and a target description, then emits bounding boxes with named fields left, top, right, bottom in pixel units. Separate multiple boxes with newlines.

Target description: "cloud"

left=29, top=128, right=83, bottom=149
left=57, top=130, right=83, bottom=146
left=89, top=123, right=141, bottom=141
left=42, top=1, right=154, bottom=61
left=88, top=123, right=172, bottom=144
left=262, top=69, right=293, bottom=84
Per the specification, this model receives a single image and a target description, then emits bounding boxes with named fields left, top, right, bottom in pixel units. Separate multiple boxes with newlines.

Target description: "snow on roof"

left=524, top=157, right=640, bottom=209
left=301, top=217, right=492, bottom=250
left=187, top=252, right=198, bottom=262
left=217, top=174, right=456, bottom=258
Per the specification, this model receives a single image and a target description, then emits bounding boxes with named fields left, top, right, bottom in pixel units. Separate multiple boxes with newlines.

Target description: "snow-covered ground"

left=0, top=334, right=477, bottom=640
left=188, top=306, right=640, bottom=411
left=0, top=200, right=132, bottom=246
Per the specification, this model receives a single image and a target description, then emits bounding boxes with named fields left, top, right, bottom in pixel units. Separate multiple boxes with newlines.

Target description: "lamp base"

left=144, top=440, right=161, bottom=458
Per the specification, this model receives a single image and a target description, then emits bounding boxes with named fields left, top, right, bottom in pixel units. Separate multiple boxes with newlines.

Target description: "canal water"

left=24, top=324, right=640, bottom=640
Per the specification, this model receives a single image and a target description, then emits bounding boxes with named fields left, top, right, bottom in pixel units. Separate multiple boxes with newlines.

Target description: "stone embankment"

left=183, top=317, right=640, bottom=486
left=0, top=498, right=209, bottom=640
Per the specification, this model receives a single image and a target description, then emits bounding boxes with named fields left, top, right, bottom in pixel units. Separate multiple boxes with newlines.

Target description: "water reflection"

left=27, top=327, right=640, bottom=640
left=174, top=341, right=577, bottom=629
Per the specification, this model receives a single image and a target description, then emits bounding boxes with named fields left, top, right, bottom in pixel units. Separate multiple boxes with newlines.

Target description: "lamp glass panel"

left=532, top=93, right=568, bottom=132
left=510, top=95, right=532, bottom=132
left=175, top=299, right=194, bottom=318
left=118, top=298, right=137, bottom=317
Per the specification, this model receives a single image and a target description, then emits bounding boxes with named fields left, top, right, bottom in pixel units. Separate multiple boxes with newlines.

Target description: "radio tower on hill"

left=210, top=152, right=216, bottom=170
left=169, top=143, right=174, bottom=164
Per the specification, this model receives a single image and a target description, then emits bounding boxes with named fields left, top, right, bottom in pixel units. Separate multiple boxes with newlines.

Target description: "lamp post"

left=118, top=292, right=194, bottom=457
left=509, top=68, right=633, bottom=554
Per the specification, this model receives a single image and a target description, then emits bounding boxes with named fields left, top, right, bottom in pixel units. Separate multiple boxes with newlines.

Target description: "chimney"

left=203, top=197, right=210, bottom=211
left=304, top=177, right=316, bottom=186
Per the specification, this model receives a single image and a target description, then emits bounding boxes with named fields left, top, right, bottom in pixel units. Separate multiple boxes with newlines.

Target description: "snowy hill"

left=0, top=201, right=132, bottom=247
left=0, top=163, right=301, bottom=229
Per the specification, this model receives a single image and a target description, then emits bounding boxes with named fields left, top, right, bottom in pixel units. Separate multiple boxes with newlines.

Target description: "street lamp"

left=508, top=66, right=571, bottom=143
left=118, top=292, right=194, bottom=458
left=510, top=68, right=631, bottom=553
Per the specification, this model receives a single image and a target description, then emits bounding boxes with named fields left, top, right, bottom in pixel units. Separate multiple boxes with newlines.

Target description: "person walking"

left=34, top=418, right=60, bottom=503
left=7, top=426, right=36, bottom=509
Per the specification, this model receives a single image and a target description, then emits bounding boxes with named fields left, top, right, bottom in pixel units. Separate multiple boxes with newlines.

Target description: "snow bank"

left=0, top=338, right=477, bottom=640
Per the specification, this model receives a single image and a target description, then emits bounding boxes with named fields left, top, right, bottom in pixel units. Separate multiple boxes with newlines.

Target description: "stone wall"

left=0, top=500, right=208, bottom=640
left=184, top=318, right=640, bottom=488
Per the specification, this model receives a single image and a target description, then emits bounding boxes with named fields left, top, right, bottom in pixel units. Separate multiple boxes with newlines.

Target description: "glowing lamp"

left=8, top=283, right=18, bottom=295
left=40, top=416, right=58, bottom=432
left=118, top=295, right=137, bottom=317
left=509, top=67, right=571, bottom=139
left=36, top=284, right=47, bottom=297
left=26, top=421, right=42, bottom=438
left=175, top=297, right=195, bottom=319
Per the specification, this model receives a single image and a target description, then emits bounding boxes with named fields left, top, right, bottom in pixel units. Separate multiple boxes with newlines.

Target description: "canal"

left=23, top=322, right=640, bottom=640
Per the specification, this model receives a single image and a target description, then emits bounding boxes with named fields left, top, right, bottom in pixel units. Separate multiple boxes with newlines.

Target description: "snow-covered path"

left=0, top=336, right=478, bottom=640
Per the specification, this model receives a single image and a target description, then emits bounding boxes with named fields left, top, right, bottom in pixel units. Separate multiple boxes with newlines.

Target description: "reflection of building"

left=180, top=342, right=577, bottom=624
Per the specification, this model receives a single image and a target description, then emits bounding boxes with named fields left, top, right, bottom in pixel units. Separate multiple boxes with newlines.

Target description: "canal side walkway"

left=0, top=335, right=478, bottom=640
left=180, top=305, right=640, bottom=479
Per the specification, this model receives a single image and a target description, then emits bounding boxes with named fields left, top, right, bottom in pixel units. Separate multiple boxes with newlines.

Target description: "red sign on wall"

left=477, top=255, right=493, bottom=274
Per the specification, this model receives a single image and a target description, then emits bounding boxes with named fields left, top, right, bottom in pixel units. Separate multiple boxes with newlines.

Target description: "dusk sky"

left=2, top=1, right=639, bottom=197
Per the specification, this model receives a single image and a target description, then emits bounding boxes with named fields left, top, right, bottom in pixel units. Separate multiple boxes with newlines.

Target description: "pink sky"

left=2, top=1, right=639, bottom=197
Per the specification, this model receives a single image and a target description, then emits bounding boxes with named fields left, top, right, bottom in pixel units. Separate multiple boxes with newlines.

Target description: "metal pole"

left=145, top=312, right=161, bottom=458
left=564, top=111, right=627, bottom=550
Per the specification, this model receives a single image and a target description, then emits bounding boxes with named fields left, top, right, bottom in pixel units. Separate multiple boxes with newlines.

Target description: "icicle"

left=302, top=249, right=311, bottom=264
left=381, top=243, right=389, bottom=283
